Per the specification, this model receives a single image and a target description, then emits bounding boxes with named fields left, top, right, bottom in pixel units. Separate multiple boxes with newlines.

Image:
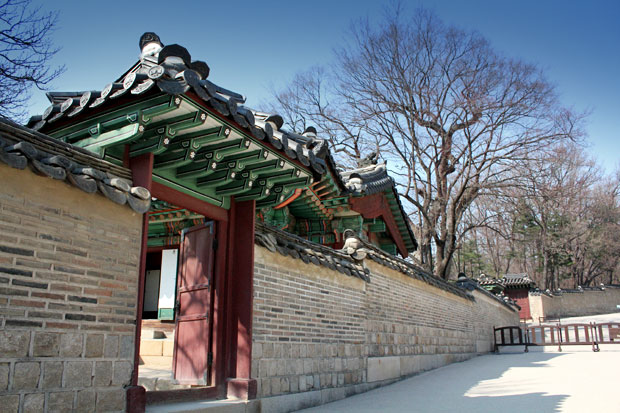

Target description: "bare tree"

left=267, top=67, right=382, bottom=168
left=0, top=0, right=63, bottom=120
left=272, top=6, right=582, bottom=278
left=463, top=145, right=620, bottom=288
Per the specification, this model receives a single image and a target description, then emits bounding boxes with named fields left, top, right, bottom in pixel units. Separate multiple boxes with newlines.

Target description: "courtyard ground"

left=297, top=312, right=620, bottom=413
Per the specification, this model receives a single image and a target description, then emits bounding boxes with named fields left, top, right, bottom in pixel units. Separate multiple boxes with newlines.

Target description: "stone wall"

left=0, top=164, right=143, bottom=412
left=251, top=246, right=518, bottom=405
left=529, top=287, right=620, bottom=320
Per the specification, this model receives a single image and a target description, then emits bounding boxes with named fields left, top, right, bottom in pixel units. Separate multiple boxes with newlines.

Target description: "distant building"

left=478, top=273, right=535, bottom=320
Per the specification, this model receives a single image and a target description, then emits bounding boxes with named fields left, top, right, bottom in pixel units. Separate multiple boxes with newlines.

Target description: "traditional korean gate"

left=172, top=222, right=215, bottom=385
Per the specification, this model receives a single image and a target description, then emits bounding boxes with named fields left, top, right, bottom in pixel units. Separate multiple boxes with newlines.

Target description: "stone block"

left=258, top=360, right=268, bottom=378
left=280, top=377, right=290, bottom=393
left=267, top=361, right=277, bottom=377
left=23, top=393, right=45, bottom=413
left=290, top=376, right=299, bottom=393
left=0, top=363, right=9, bottom=391
left=0, top=330, right=30, bottom=357
left=48, top=391, right=74, bottom=413
left=260, top=389, right=322, bottom=413
left=139, top=339, right=163, bottom=356
left=303, top=359, right=312, bottom=374
left=0, top=395, right=19, bottom=413
left=137, top=376, right=156, bottom=392
left=104, top=335, right=119, bottom=358
left=276, top=360, right=286, bottom=375
left=252, top=343, right=263, bottom=358
left=85, top=334, right=104, bottom=357
left=262, top=343, right=274, bottom=358
left=295, top=359, right=303, bottom=375
left=119, top=335, right=134, bottom=359
left=13, top=362, right=40, bottom=390
left=367, top=356, right=400, bottom=382
left=60, top=333, right=83, bottom=357
left=96, top=388, right=126, bottom=412
left=286, top=360, right=296, bottom=375
left=94, top=361, right=112, bottom=386
left=77, top=389, right=96, bottom=412
left=112, top=361, right=132, bottom=386
left=162, top=340, right=174, bottom=357
left=260, top=378, right=271, bottom=397
left=42, top=361, right=63, bottom=388
left=64, top=361, right=92, bottom=388
left=33, top=332, right=60, bottom=357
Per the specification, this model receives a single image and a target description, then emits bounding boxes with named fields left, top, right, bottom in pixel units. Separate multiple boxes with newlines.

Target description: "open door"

left=172, top=222, right=215, bottom=385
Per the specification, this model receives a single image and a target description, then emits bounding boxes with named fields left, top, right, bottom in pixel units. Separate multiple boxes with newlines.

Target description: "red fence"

left=495, top=322, right=620, bottom=352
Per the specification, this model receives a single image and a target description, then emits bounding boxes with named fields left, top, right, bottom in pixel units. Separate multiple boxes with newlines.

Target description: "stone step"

left=140, top=355, right=173, bottom=370
left=142, top=329, right=168, bottom=339
left=146, top=399, right=259, bottom=413
left=140, top=338, right=174, bottom=357
left=138, top=375, right=193, bottom=392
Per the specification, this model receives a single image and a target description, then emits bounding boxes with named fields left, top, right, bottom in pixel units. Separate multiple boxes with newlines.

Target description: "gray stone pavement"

left=297, top=313, right=620, bottom=413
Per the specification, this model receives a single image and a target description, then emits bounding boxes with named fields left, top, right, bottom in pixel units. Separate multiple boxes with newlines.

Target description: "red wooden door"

left=173, top=222, right=215, bottom=385
left=507, top=289, right=531, bottom=320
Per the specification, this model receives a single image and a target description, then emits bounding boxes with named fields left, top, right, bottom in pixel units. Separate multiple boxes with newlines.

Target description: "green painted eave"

left=44, top=93, right=314, bottom=209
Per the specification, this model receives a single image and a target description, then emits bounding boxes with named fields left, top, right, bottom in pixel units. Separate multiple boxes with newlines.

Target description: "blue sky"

left=28, top=0, right=619, bottom=172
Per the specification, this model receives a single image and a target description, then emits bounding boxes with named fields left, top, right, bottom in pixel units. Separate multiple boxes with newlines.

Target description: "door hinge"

left=207, top=352, right=213, bottom=366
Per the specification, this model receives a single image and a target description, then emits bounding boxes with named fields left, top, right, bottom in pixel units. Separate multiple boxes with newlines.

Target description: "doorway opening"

left=138, top=200, right=216, bottom=392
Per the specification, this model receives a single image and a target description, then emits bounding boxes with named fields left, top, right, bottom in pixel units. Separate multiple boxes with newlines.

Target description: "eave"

left=36, top=92, right=314, bottom=209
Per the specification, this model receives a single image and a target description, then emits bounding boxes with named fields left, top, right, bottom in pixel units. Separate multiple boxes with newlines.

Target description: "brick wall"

left=0, top=164, right=143, bottom=412
left=251, top=246, right=367, bottom=397
left=252, top=246, right=518, bottom=400
left=529, top=287, right=620, bottom=320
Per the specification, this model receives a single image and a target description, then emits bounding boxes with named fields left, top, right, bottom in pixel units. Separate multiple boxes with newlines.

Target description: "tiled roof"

left=28, top=32, right=329, bottom=178
left=361, top=244, right=473, bottom=300
left=457, top=275, right=519, bottom=311
left=531, top=284, right=620, bottom=296
left=255, top=222, right=519, bottom=311
left=477, top=273, right=535, bottom=289
left=340, top=162, right=417, bottom=252
left=503, top=273, right=535, bottom=287
left=255, top=221, right=370, bottom=281
left=477, top=275, right=503, bottom=286
left=0, top=118, right=151, bottom=213
left=335, top=231, right=471, bottom=299
left=340, top=162, right=394, bottom=195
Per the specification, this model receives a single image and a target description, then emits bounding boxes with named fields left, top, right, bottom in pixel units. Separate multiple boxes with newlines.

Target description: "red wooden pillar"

left=226, top=199, right=257, bottom=399
left=127, top=153, right=154, bottom=412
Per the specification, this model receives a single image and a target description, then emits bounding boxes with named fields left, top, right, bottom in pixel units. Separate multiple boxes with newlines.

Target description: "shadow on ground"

left=299, top=352, right=567, bottom=412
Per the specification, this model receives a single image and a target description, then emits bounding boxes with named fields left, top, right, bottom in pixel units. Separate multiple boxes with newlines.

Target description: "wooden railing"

left=494, top=322, right=620, bottom=352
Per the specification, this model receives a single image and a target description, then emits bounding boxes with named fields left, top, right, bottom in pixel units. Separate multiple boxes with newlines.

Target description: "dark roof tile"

left=0, top=118, right=150, bottom=214
left=28, top=33, right=330, bottom=179
left=255, top=222, right=369, bottom=282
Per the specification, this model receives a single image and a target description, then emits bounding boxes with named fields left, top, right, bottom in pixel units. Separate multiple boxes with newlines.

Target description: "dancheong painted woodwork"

left=29, top=37, right=323, bottom=210
left=28, top=32, right=417, bottom=259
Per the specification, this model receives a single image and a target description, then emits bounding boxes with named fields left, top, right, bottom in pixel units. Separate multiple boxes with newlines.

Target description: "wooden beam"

left=129, top=152, right=154, bottom=389
left=152, top=181, right=229, bottom=222
left=349, top=192, right=408, bottom=258
left=225, top=199, right=257, bottom=399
